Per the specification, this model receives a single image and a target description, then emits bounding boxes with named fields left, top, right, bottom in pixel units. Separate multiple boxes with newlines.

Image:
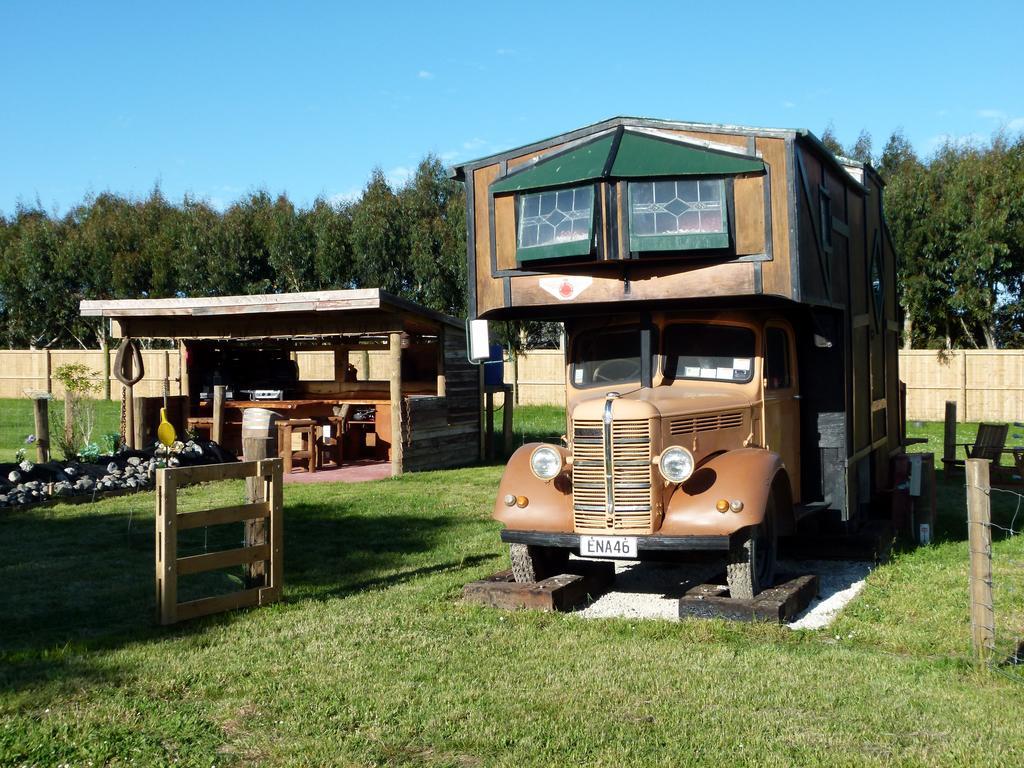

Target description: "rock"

left=125, top=478, right=138, bottom=489
left=0, top=494, right=7, bottom=505
left=53, top=482, right=72, bottom=496
left=106, top=462, right=119, bottom=474
left=168, top=457, right=181, bottom=467
left=19, top=460, right=33, bottom=473
left=8, top=471, right=20, bottom=484
left=127, top=456, right=142, bottom=467
left=64, top=466, right=77, bottom=477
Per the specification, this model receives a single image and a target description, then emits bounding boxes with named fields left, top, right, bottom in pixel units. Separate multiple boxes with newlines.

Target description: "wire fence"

left=966, top=459, right=1024, bottom=676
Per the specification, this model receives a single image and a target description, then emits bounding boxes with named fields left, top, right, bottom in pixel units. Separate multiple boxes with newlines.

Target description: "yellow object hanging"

left=157, top=408, right=177, bottom=447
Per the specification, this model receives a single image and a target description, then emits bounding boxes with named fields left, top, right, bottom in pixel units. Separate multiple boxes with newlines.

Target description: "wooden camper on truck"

left=453, top=117, right=902, bottom=598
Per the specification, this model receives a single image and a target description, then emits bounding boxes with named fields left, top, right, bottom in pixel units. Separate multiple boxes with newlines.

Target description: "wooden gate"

left=155, top=459, right=283, bottom=625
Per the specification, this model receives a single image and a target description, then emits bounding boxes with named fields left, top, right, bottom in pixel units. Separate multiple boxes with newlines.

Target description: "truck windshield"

left=662, top=324, right=755, bottom=383
left=571, top=326, right=642, bottom=387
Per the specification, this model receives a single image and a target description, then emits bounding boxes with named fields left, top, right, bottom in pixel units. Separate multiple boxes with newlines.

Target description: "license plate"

left=579, top=535, right=638, bottom=559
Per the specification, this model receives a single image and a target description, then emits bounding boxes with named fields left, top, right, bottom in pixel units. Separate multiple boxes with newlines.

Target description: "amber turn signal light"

left=516, top=496, right=529, bottom=508
left=715, top=499, right=730, bottom=513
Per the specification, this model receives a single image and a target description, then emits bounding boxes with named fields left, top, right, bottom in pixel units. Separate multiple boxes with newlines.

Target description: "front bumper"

left=500, top=529, right=731, bottom=551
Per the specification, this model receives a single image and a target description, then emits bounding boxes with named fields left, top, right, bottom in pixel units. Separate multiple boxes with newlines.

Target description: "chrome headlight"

left=530, top=445, right=563, bottom=480
left=659, top=446, right=694, bottom=484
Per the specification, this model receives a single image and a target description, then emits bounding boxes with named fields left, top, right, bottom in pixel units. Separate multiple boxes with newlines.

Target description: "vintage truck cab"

left=453, top=117, right=902, bottom=597
left=493, top=312, right=799, bottom=597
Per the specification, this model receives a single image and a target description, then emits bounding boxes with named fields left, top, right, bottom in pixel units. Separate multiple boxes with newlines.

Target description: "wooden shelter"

left=80, top=289, right=480, bottom=475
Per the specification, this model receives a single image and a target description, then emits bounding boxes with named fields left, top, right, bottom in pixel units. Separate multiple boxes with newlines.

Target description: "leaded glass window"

left=517, top=186, right=594, bottom=251
left=630, top=179, right=726, bottom=237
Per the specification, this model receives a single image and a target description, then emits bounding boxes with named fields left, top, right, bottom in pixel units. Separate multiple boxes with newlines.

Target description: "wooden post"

left=943, top=400, right=957, bottom=467
left=361, top=349, right=370, bottom=381
left=124, top=384, right=136, bottom=450
left=960, top=351, right=968, bottom=423
left=485, top=388, right=495, bottom=461
left=242, top=408, right=277, bottom=586
left=132, top=395, right=145, bottom=450
left=101, top=332, right=111, bottom=401
left=389, top=331, right=403, bottom=477
left=32, top=396, right=50, bottom=463
left=502, top=385, right=514, bottom=457
left=265, top=459, right=284, bottom=601
left=156, top=467, right=177, bottom=625
left=436, top=329, right=446, bottom=397
left=211, top=385, right=226, bottom=445
left=42, top=349, right=52, bottom=394
left=966, top=458, right=994, bottom=662
left=478, top=365, right=486, bottom=461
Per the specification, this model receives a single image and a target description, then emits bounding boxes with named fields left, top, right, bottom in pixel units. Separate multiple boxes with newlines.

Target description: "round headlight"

left=659, top=446, right=694, bottom=484
left=530, top=445, right=563, bottom=480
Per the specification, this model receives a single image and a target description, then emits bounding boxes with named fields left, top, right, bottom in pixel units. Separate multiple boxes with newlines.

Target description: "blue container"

left=483, top=344, right=504, bottom=386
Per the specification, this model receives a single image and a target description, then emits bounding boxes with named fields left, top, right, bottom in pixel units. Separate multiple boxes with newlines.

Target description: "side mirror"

left=466, top=319, right=491, bottom=364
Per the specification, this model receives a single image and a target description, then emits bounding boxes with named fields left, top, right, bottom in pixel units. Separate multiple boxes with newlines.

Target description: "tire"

left=509, top=544, right=570, bottom=583
left=726, top=495, right=777, bottom=600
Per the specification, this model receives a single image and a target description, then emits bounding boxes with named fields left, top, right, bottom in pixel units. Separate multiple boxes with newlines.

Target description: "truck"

left=452, top=117, right=902, bottom=598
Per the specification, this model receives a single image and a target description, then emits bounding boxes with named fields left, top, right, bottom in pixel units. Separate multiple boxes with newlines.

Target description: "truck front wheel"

left=509, top=543, right=569, bottom=583
left=726, top=496, right=777, bottom=600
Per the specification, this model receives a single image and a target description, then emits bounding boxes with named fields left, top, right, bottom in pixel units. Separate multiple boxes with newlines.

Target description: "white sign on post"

left=467, top=319, right=491, bottom=363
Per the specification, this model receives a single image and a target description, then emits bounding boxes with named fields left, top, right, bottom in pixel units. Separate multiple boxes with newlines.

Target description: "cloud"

left=496, top=48, right=517, bottom=56
left=462, top=137, right=487, bottom=151
left=386, top=165, right=413, bottom=187
left=439, top=150, right=461, bottom=162
left=922, top=131, right=986, bottom=154
left=782, top=100, right=796, bottom=109
left=328, top=188, right=361, bottom=206
left=978, top=108, right=1024, bottom=132
left=417, top=70, right=434, bottom=79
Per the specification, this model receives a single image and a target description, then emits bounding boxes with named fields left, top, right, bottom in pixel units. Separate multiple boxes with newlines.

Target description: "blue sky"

left=1, top=0, right=1021, bottom=216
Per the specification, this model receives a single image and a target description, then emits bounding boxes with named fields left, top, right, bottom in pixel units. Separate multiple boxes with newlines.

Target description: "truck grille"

left=572, top=418, right=654, bottom=534
left=669, top=410, right=743, bottom=435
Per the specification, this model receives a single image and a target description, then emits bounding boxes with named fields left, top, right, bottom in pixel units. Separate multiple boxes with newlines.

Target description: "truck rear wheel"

left=726, top=496, right=777, bottom=600
left=509, top=543, right=569, bottom=583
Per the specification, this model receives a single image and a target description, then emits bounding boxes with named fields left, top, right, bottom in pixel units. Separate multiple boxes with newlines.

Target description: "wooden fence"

left=155, top=459, right=283, bottom=626
left=500, top=349, right=1024, bottom=423
left=5, top=346, right=1024, bottom=422
left=0, top=348, right=393, bottom=400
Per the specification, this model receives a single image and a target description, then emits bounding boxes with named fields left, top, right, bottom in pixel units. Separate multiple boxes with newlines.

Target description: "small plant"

left=78, top=442, right=101, bottom=463
left=103, top=432, right=122, bottom=454
left=52, top=363, right=101, bottom=460
left=14, top=435, right=36, bottom=464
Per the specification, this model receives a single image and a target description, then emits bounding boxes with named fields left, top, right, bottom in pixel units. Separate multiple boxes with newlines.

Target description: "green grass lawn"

left=1, top=405, right=1023, bottom=766
left=0, top=398, right=120, bottom=462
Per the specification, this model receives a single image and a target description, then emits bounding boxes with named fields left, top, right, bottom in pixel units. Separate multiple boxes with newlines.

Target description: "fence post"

left=966, top=458, right=994, bottom=662
left=943, top=401, right=957, bottom=468
left=155, top=467, right=178, bottom=626
left=31, top=394, right=50, bottom=463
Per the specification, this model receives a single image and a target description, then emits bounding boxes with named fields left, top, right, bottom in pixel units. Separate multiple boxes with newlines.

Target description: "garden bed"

left=0, top=439, right=237, bottom=510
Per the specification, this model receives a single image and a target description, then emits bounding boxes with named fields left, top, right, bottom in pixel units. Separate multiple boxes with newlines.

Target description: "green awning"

left=489, top=132, right=617, bottom=193
left=489, top=129, right=763, bottom=194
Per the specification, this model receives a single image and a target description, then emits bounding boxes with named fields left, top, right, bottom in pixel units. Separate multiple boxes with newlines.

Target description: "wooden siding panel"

left=734, top=175, right=766, bottom=255
left=756, top=137, right=792, bottom=298
left=473, top=164, right=503, bottom=315
left=495, top=193, right=517, bottom=271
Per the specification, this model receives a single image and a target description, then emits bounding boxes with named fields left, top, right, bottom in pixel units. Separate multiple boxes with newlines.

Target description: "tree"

left=820, top=122, right=845, bottom=156
left=350, top=169, right=407, bottom=296
left=400, top=155, right=467, bottom=316
left=848, top=130, right=873, bottom=164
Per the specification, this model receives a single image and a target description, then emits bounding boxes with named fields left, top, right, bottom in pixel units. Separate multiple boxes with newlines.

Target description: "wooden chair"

left=277, top=418, right=319, bottom=473
left=945, top=422, right=1009, bottom=471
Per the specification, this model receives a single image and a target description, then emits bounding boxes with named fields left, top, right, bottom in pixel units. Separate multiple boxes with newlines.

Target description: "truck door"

left=763, top=324, right=801, bottom=503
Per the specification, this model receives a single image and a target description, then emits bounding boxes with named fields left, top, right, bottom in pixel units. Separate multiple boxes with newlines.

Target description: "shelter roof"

left=80, top=288, right=462, bottom=340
